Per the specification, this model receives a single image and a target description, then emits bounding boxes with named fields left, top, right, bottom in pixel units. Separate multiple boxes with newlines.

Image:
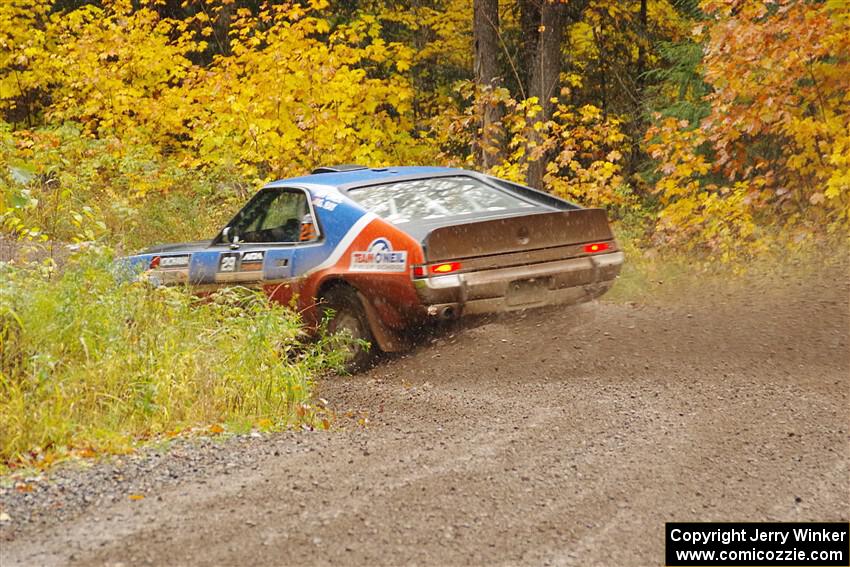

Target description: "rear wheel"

left=321, top=286, right=374, bottom=372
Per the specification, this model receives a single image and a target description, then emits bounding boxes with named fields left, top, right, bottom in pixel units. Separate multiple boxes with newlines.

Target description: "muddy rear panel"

left=423, top=209, right=615, bottom=263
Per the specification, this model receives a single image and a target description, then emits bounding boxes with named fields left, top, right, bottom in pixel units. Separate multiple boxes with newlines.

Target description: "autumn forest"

left=0, top=0, right=848, bottom=467
left=2, top=0, right=847, bottom=259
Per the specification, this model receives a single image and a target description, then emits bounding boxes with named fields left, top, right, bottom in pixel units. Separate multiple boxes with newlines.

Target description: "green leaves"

left=0, top=252, right=346, bottom=471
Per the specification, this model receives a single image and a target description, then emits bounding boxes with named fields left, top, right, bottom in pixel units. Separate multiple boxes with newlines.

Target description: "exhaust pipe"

left=427, top=304, right=459, bottom=320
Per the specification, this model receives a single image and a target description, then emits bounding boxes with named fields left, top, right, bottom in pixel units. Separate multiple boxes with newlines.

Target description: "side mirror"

left=222, top=226, right=240, bottom=249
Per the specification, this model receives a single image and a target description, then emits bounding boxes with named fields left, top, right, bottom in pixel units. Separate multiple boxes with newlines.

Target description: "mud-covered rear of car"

left=344, top=173, right=623, bottom=318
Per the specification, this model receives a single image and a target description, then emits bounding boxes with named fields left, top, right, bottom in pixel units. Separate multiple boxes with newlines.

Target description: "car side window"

left=230, top=189, right=317, bottom=244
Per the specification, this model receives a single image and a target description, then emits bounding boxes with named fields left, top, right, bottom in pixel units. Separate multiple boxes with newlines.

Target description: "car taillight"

left=583, top=242, right=610, bottom=254
left=412, top=262, right=462, bottom=278
left=430, top=262, right=461, bottom=275
left=149, top=256, right=161, bottom=269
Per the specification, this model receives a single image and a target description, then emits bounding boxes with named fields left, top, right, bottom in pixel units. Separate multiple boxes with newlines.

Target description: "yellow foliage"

left=182, top=8, right=425, bottom=180
left=434, top=83, right=636, bottom=212
left=645, top=117, right=765, bottom=260
left=544, top=104, right=635, bottom=210
left=0, top=1, right=442, bottom=247
left=0, top=1, right=434, bottom=181
left=1, top=0, right=845, bottom=262
left=697, top=0, right=850, bottom=233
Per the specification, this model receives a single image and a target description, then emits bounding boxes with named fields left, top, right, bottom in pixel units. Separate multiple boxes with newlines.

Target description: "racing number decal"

left=219, top=253, right=239, bottom=273
left=219, top=251, right=265, bottom=273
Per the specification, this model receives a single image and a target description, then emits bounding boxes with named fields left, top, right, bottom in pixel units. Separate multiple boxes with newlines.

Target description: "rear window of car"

left=347, top=176, right=536, bottom=224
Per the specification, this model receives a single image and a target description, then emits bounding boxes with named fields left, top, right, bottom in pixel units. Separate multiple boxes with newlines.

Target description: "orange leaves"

left=643, top=0, right=850, bottom=257
left=74, top=447, right=98, bottom=459
left=698, top=0, right=849, bottom=216
left=644, top=115, right=764, bottom=259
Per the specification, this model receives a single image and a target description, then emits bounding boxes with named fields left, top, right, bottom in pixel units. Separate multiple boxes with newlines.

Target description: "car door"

left=204, top=187, right=320, bottom=300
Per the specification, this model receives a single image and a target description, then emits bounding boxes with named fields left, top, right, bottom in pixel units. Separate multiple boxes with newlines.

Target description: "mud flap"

left=356, top=291, right=411, bottom=353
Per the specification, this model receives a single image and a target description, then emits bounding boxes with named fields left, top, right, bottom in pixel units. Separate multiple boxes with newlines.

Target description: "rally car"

left=119, top=166, right=624, bottom=367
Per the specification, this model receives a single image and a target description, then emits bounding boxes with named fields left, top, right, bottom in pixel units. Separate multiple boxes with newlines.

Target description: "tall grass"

left=0, top=250, right=344, bottom=470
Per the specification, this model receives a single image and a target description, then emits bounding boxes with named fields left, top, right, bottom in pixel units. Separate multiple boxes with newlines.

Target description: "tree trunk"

left=526, top=0, right=567, bottom=189
left=630, top=0, right=649, bottom=177
left=518, top=0, right=541, bottom=95
left=636, top=0, right=648, bottom=90
left=473, top=0, right=503, bottom=169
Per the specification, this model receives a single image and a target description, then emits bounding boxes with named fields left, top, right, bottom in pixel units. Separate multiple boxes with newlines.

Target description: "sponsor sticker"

left=159, top=255, right=190, bottom=269
left=350, top=238, right=407, bottom=272
left=241, top=251, right=265, bottom=271
left=312, top=192, right=343, bottom=211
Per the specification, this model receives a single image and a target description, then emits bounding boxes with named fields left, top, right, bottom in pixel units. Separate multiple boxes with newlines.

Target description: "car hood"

left=143, top=239, right=212, bottom=254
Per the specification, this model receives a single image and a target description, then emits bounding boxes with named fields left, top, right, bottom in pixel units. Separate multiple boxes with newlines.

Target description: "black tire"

left=321, top=286, right=374, bottom=372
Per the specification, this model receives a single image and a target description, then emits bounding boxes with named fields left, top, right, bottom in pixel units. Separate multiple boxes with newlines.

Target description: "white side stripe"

left=302, top=212, right=378, bottom=277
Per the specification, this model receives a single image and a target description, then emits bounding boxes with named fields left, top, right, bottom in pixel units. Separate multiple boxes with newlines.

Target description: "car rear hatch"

left=425, top=208, right=612, bottom=260
left=416, top=209, right=623, bottom=311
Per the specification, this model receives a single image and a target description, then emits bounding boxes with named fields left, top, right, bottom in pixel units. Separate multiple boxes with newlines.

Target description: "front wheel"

left=321, top=286, right=374, bottom=372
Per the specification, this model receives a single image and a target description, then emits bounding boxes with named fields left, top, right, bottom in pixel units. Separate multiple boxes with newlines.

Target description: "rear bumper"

left=413, top=251, right=623, bottom=317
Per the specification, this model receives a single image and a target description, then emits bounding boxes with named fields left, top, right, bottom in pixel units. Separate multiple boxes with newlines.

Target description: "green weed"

left=0, top=249, right=345, bottom=472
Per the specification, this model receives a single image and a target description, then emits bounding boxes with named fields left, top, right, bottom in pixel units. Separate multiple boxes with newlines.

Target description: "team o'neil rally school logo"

left=351, top=238, right=408, bottom=272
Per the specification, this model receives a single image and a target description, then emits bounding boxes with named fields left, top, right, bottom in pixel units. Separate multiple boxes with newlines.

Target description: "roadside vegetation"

left=0, top=250, right=344, bottom=471
left=0, top=0, right=847, bottom=470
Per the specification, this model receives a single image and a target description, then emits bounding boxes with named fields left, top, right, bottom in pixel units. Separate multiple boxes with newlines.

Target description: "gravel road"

left=2, top=259, right=848, bottom=567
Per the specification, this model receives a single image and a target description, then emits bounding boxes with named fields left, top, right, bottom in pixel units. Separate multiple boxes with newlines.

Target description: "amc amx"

left=120, top=166, right=624, bottom=367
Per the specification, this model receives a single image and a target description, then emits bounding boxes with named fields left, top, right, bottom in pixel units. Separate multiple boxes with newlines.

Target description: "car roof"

left=264, top=166, right=464, bottom=190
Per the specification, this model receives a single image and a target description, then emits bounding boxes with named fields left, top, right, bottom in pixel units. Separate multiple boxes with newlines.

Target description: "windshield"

left=347, top=176, right=535, bottom=224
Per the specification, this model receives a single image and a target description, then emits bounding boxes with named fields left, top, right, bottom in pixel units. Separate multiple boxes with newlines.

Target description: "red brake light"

left=412, top=262, right=463, bottom=278
left=149, top=256, right=161, bottom=269
left=583, top=242, right=609, bottom=254
left=430, top=262, right=461, bottom=275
